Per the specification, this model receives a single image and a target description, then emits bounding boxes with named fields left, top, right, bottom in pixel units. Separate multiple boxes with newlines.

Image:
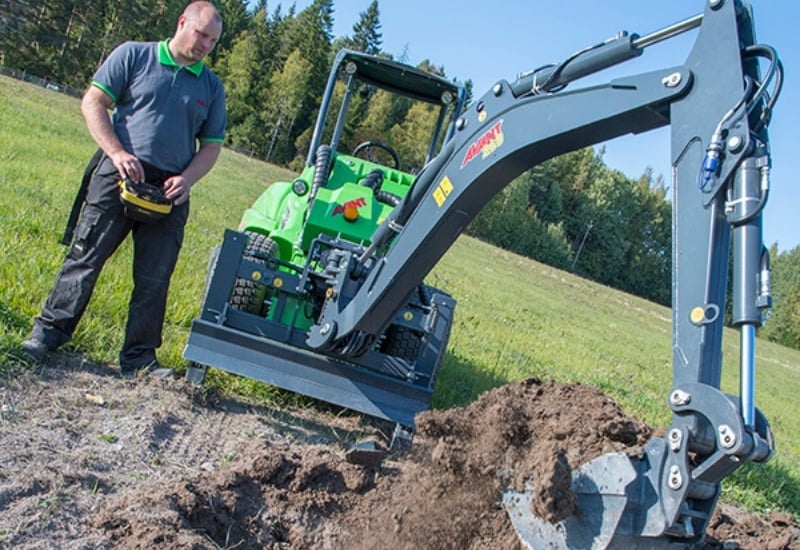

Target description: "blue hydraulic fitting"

left=698, top=137, right=723, bottom=190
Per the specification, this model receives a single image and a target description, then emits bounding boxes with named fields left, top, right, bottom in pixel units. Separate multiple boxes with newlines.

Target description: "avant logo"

left=333, top=197, right=366, bottom=215
left=461, top=119, right=504, bottom=168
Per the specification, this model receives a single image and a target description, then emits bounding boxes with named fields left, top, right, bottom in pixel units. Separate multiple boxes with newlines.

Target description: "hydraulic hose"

left=360, top=169, right=403, bottom=207
left=309, top=145, right=332, bottom=204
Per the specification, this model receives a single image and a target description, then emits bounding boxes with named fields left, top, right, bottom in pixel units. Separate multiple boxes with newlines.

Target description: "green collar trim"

left=158, top=40, right=204, bottom=77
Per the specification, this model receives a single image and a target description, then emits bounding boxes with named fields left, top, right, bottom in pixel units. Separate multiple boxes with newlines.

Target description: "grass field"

left=1, top=75, right=798, bottom=516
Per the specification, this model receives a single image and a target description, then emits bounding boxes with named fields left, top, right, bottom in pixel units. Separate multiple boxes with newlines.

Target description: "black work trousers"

left=30, top=155, right=189, bottom=370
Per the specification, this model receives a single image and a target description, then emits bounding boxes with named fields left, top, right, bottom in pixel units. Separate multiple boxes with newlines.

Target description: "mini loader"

left=184, top=50, right=466, bottom=435
left=186, top=1, right=783, bottom=546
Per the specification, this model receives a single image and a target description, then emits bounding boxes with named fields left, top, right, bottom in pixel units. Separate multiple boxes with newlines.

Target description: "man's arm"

left=81, top=85, right=145, bottom=183
left=163, top=141, right=222, bottom=205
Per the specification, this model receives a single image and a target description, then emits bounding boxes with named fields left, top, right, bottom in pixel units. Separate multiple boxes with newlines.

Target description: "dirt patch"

left=1, top=355, right=798, bottom=549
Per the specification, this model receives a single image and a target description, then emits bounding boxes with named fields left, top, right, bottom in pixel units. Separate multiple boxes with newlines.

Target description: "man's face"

left=173, top=9, right=222, bottom=64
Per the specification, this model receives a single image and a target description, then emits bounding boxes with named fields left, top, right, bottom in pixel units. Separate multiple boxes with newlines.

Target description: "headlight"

left=292, top=178, right=309, bottom=196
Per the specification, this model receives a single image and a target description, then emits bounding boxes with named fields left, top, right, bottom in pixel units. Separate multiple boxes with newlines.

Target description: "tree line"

left=1, top=0, right=797, bottom=349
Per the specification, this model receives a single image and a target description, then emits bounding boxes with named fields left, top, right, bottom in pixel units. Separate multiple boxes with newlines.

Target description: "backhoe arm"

left=309, top=52, right=688, bottom=353
left=309, top=0, right=768, bottom=361
left=308, top=0, right=782, bottom=544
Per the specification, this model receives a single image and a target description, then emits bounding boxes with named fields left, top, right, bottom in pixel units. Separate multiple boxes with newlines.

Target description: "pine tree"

left=344, top=0, right=382, bottom=55
left=277, top=0, right=334, bottom=163
left=210, top=0, right=250, bottom=62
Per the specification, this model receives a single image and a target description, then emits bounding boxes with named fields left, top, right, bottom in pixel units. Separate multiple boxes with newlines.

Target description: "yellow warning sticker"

left=440, top=176, right=453, bottom=195
left=433, top=188, right=445, bottom=207
left=433, top=175, right=454, bottom=207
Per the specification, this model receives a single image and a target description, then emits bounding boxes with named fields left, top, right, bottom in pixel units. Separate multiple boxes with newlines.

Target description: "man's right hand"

left=109, top=150, right=144, bottom=184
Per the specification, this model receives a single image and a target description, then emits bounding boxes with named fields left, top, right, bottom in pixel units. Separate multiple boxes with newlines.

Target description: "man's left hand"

left=163, top=176, right=191, bottom=205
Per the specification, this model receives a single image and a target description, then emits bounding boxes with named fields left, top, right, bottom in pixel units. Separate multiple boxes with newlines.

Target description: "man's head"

left=170, top=1, right=222, bottom=65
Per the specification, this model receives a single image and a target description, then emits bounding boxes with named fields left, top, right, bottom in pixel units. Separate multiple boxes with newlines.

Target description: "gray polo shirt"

left=91, top=40, right=226, bottom=174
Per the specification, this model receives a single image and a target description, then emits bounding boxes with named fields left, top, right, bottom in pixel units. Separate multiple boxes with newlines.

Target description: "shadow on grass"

left=431, top=350, right=512, bottom=409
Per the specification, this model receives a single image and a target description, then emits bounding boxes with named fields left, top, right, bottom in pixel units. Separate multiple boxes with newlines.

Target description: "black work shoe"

left=21, top=338, right=49, bottom=363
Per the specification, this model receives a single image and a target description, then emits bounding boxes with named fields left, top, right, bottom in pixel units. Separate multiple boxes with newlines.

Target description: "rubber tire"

left=380, top=325, right=422, bottom=362
left=230, top=231, right=278, bottom=316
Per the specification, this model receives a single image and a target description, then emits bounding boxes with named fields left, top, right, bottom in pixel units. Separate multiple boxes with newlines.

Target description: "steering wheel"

left=352, top=141, right=401, bottom=170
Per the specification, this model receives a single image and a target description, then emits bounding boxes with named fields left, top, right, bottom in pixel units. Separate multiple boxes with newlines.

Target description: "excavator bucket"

left=502, top=446, right=695, bottom=549
left=504, top=453, right=635, bottom=549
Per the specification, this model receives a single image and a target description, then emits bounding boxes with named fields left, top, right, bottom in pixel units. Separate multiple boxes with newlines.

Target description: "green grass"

left=1, top=75, right=798, bottom=516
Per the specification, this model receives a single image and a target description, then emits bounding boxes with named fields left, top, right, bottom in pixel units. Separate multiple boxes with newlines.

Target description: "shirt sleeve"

left=91, top=42, right=137, bottom=103
left=197, top=75, right=227, bottom=143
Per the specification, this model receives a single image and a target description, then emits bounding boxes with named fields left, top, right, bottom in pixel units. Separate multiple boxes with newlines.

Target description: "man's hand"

left=163, top=175, right=192, bottom=205
left=109, top=150, right=145, bottom=184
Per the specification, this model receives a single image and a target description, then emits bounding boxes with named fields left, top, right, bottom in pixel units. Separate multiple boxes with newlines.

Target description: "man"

left=22, top=1, right=226, bottom=377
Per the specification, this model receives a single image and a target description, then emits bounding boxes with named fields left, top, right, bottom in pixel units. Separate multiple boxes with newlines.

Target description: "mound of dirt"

left=1, top=355, right=798, bottom=549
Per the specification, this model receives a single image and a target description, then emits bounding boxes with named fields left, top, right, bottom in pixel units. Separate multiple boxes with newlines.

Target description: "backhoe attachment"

left=299, top=0, right=781, bottom=546
left=497, top=2, right=781, bottom=547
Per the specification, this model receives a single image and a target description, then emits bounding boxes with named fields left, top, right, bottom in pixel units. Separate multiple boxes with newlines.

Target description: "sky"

left=291, top=0, right=798, bottom=252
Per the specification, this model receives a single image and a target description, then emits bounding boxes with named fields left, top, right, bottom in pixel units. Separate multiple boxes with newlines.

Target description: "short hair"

left=183, top=1, right=222, bottom=25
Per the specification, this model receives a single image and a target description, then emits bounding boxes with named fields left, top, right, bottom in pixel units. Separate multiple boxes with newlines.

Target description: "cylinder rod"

left=634, top=14, right=703, bottom=49
left=740, top=324, right=756, bottom=428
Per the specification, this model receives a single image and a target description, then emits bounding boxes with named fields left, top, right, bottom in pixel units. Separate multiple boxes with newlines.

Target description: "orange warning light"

left=343, top=203, right=359, bottom=222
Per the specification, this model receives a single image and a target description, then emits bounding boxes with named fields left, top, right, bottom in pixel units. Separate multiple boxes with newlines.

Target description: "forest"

left=1, top=0, right=797, bottom=350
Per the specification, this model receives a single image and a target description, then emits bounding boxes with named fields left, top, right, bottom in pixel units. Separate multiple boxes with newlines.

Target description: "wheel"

left=352, top=140, right=401, bottom=170
left=230, top=231, right=278, bottom=316
left=380, top=324, right=422, bottom=361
